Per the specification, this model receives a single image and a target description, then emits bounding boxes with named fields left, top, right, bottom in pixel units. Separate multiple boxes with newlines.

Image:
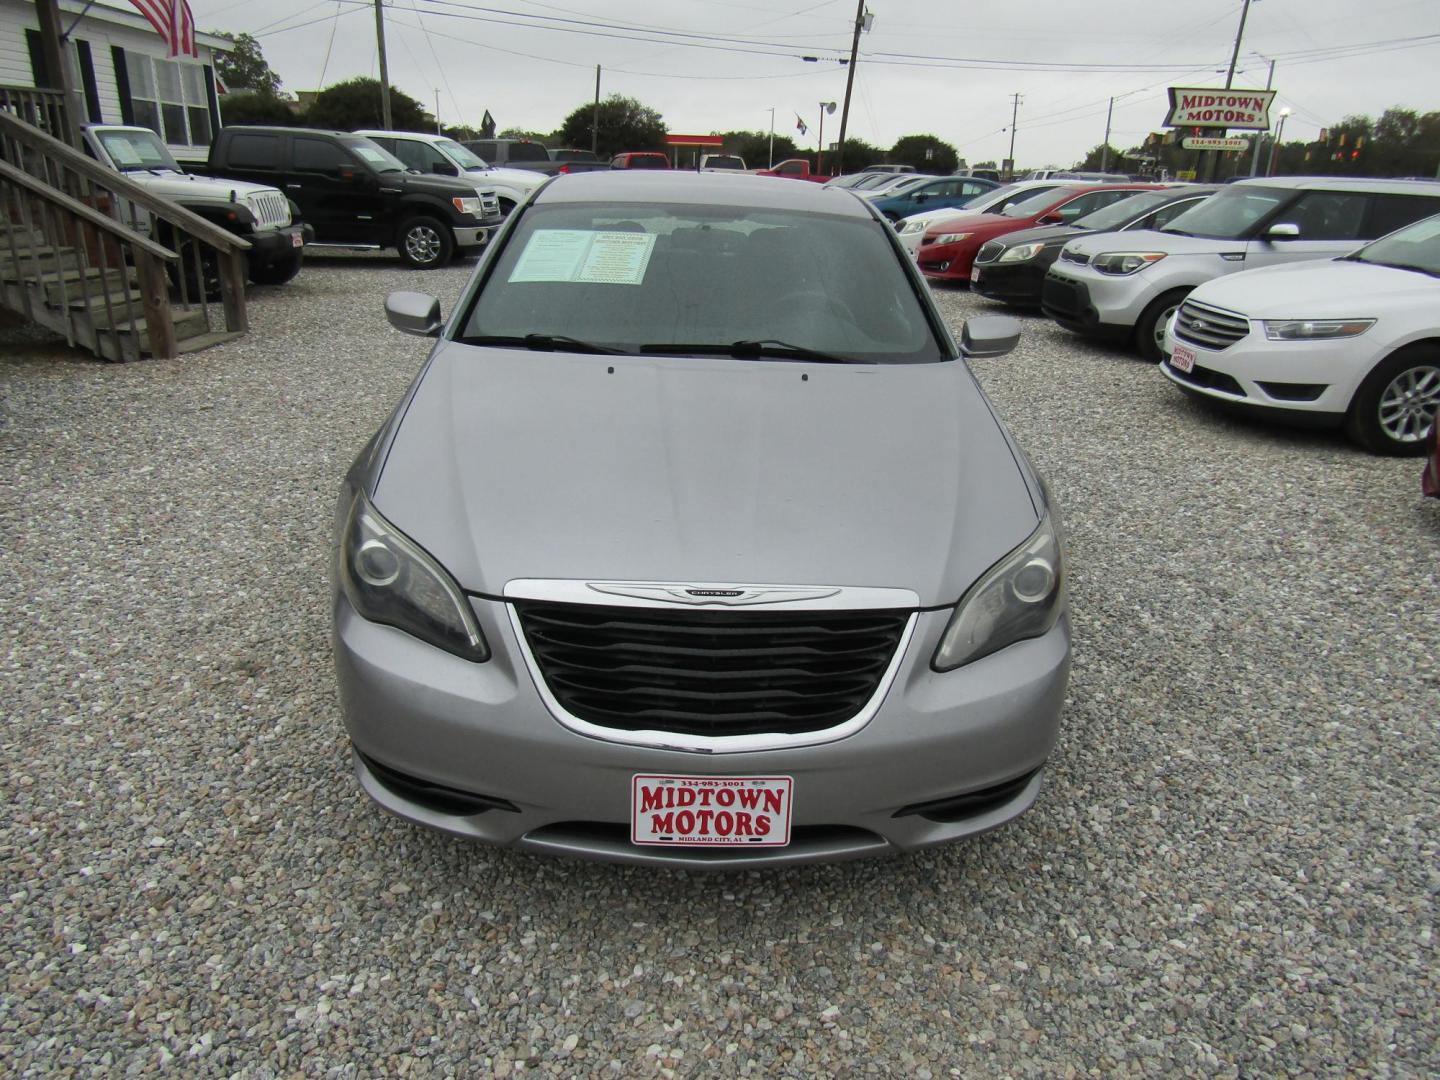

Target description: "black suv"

left=197, top=127, right=502, bottom=268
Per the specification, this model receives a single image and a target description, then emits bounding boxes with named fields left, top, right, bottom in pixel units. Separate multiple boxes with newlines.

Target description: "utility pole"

left=767, top=107, right=775, bottom=168
left=1249, top=57, right=1276, bottom=176
left=1205, top=0, right=1252, bottom=181
left=834, top=0, right=866, bottom=176
left=1100, top=97, right=1114, bottom=172
left=592, top=65, right=601, bottom=155
left=816, top=102, right=835, bottom=175
left=374, top=0, right=392, bottom=129
left=1006, top=92, right=1022, bottom=178
left=434, top=89, right=441, bottom=135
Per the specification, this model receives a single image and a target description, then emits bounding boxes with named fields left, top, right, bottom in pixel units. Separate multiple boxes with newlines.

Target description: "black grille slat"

left=1174, top=298, right=1249, bottom=350
left=974, top=240, right=1004, bottom=264
left=515, top=600, right=909, bottom=737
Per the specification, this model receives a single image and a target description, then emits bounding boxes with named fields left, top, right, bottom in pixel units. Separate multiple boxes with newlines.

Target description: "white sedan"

left=1161, top=214, right=1440, bottom=454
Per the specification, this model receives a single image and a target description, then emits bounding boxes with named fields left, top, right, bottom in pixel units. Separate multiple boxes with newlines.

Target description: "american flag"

left=127, top=0, right=198, bottom=58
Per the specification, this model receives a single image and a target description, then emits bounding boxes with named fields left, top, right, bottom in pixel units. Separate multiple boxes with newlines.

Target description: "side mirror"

left=338, top=165, right=356, bottom=183
left=960, top=314, right=1022, bottom=359
left=431, top=160, right=459, bottom=176
left=385, top=291, right=442, bottom=337
left=1267, top=222, right=1300, bottom=239
left=913, top=192, right=930, bottom=203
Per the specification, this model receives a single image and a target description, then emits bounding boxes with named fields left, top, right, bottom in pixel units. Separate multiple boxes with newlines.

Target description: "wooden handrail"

left=0, top=109, right=250, bottom=255
left=0, top=158, right=176, bottom=260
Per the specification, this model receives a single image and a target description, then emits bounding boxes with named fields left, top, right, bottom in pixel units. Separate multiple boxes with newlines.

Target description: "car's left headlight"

left=932, top=512, right=1065, bottom=671
left=998, top=242, right=1045, bottom=264
left=900, top=219, right=929, bottom=234
left=1091, top=251, right=1166, bottom=275
left=339, top=492, right=489, bottom=662
left=1262, top=318, right=1374, bottom=341
left=451, top=196, right=484, bottom=217
left=933, top=232, right=972, bottom=246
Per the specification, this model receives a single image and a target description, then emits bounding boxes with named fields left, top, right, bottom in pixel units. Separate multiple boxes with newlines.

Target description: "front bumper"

left=971, top=257, right=1051, bottom=306
left=1160, top=317, right=1367, bottom=419
left=918, top=240, right=982, bottom=282
left=1041, top=265, right=1153, bottom=339
left=245, top=224, right=310, bottom=268
left=333, top=592, right=1070, bottom=868
left=453, top=222, right=502, bottom=249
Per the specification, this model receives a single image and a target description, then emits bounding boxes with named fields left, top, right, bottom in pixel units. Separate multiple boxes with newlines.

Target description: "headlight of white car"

left=1262, top=319, right=1375, bottom=340
left=932, top=512, right=1065, bottom=671
left=340, top=492, right=489, bottom=662
left=933, top=232, right=972, bottom=246
left=1090, top=251, right=1167, bottom=275
left=900, top=219, right=929, bottom=234
left=997, top=242, right=1045, bottom=264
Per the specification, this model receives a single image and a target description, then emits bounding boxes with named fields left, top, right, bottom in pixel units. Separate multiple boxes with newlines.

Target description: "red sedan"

left=918, top=183, right=1169, bottom=284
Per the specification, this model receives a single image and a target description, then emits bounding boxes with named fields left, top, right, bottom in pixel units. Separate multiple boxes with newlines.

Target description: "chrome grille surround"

left=1174, top=298, right=1250, bottom=351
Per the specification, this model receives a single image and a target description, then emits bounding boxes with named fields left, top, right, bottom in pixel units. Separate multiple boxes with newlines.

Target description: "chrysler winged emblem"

left=586, top=582, right=841, bottom=606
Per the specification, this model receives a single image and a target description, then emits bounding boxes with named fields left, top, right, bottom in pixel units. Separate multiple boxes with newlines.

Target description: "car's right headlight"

left=933, top=232, right=972, bottom=246
left=451, top=196, right=484, bottom=217
left=1090, top=251, right=1166, bottom=275
left=339, top=492, right=489, bottom=662
left=932, top=512, right=1065, bottom=671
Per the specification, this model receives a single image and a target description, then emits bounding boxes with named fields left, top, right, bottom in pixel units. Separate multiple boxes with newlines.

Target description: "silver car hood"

left=373, top=343, right=1039, bottom=606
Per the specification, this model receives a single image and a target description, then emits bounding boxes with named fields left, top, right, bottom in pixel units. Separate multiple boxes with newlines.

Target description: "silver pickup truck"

left=82, top=124, right=310, bottom=285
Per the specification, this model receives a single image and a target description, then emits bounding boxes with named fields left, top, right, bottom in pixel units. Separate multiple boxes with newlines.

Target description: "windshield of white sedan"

left=1161, top=186, right=1287, bottom=238
left=1351, top=214, right=1440, bottom=276
left=462, top=202, right=945, bottom=362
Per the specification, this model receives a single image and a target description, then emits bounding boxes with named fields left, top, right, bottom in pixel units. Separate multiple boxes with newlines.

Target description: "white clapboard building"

left=0, top=0, right=230, bottom=155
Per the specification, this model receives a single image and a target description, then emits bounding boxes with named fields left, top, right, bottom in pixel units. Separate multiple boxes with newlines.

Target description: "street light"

left=1267, top=106, right=1291, bottom=176
left=817, top=101, right=836, bottom=175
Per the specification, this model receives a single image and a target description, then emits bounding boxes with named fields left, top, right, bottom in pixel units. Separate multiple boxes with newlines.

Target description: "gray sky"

left=191, top=0, right=1440, bottom=166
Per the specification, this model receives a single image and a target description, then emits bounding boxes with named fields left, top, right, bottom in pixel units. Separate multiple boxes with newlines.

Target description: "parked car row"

left=924, top=175, right=1440, bottom=455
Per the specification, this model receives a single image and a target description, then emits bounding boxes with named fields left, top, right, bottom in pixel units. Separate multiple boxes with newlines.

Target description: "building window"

left=123, top=52, right=212, bottom=147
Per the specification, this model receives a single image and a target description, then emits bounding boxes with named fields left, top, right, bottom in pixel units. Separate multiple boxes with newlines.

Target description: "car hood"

left=1188, top=259, right=1440, bottom=317
left=373, top=345, right=1040, bottom=606
left=393, top=171, right=479, bottom=198
left=466, top=165, right=545, bottom=190
left=130, top=169, right=282, bottom=200
left=986, top=223, right=1083, bottom=250
left=1062, top=227, right=1242, bottom=258
left=926, top=212, right=1038, bottom=240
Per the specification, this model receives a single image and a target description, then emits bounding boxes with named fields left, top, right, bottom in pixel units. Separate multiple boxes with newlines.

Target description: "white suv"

left=1042, top=177, right=1440, bottom=359
left=1161, top=213, right=1440, bottom=455
left=356, top=130, right=543, bottom=216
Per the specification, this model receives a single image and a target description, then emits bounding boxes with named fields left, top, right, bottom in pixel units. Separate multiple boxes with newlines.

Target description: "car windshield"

left=1161, top=185, right=1288, bottom=238
left=850, top=173, right=894, bottom=190
left=1348, top=213, right=1440, bottom=276
left=341, top=138, right=407, bottom=173
left=1004, top=190, right=1066, bottom=218
left=885, top=175, right=934, bottom=196
left=96, top=128, right=181, bottom=172
left=461, top=201, right=945, bottom=363
left=436, top=139, right=488, bottom=170
left=824, top=173, right=873, bottom=189
left=554, top=149, right=599, bottom=162
left=1071, top=190, right=1171, bottom=231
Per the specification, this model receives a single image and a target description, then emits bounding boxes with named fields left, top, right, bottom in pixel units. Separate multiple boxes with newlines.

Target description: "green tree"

left=305, top=77, right=432, bottom=132
left=220, top=93, right=300, bottom=127
left=558, top=95, right=666, bottom=159
left=889, top=134, right=958, bottom=174
left=210, top=31, right=283, bottom=95
left=836, top=136, right=881, bottom=171
left=1078, top=143, right=1137, bottom=172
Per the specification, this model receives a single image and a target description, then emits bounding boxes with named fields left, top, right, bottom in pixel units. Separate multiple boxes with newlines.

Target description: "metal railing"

left=0, top=91, right=250, bottom=359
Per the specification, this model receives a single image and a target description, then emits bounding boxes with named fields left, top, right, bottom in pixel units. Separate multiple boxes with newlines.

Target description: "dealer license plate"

left=1170, top=343, right=1196, bottom=373
left=971, top=266, right=984, bottom=284
left=631, top=774, right=793, bottom=847
left=290, top=232, right=304, bottom=248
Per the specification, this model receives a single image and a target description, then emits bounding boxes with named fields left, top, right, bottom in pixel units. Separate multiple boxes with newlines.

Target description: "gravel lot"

left=3, top=254, right=1437, bottom=1078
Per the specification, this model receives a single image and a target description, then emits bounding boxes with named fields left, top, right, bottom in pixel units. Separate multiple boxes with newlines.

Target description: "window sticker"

left=509, top=229, right=656, bottom=285
left=105, top=137, right=143, bottom=166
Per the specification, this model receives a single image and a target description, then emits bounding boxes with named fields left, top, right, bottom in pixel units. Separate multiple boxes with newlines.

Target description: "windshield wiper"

left=463, top=333, right=627, bottom=355
left=1161, top=227, right=1193, bottom=236
left=640, top=340, right=862, bottom=364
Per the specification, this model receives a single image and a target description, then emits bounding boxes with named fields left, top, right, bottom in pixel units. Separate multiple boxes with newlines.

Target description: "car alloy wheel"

left=404, top=223, right=442, bottom=265
left=1377, top=363, right=1440, bottom=445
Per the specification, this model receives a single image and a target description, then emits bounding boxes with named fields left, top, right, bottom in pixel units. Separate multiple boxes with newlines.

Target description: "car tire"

left=1344, top=344, right=1440, bottom=456
left=249, top=251, right=303, bottom=286
left=1134, top=288, right=1191, bottom=362
left=397, top=216, right=453, bottom=270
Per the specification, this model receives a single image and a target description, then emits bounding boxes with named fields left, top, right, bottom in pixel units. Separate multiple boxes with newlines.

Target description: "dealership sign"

left=1182, top=136, right=1249, bottom=151
left=1164, top=88, right=1276, bottom=130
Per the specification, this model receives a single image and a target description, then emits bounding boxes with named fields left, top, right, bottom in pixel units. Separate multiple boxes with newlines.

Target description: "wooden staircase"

left=0, top=86, right=250, bottom=361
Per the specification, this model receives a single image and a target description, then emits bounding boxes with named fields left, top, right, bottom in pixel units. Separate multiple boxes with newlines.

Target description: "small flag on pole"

left=795, top=114, right=808, bottom=136
left=127, top=0, right=199, bottom=58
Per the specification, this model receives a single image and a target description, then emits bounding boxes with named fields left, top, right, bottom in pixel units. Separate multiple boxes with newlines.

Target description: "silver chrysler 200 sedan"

left=332, top=171, right=1070, bottom=867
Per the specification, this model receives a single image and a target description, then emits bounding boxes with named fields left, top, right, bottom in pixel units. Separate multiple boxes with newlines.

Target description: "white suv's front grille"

left=476, top=190, right=500, bottom=218
left=244, top=191, right=291, bottom=228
